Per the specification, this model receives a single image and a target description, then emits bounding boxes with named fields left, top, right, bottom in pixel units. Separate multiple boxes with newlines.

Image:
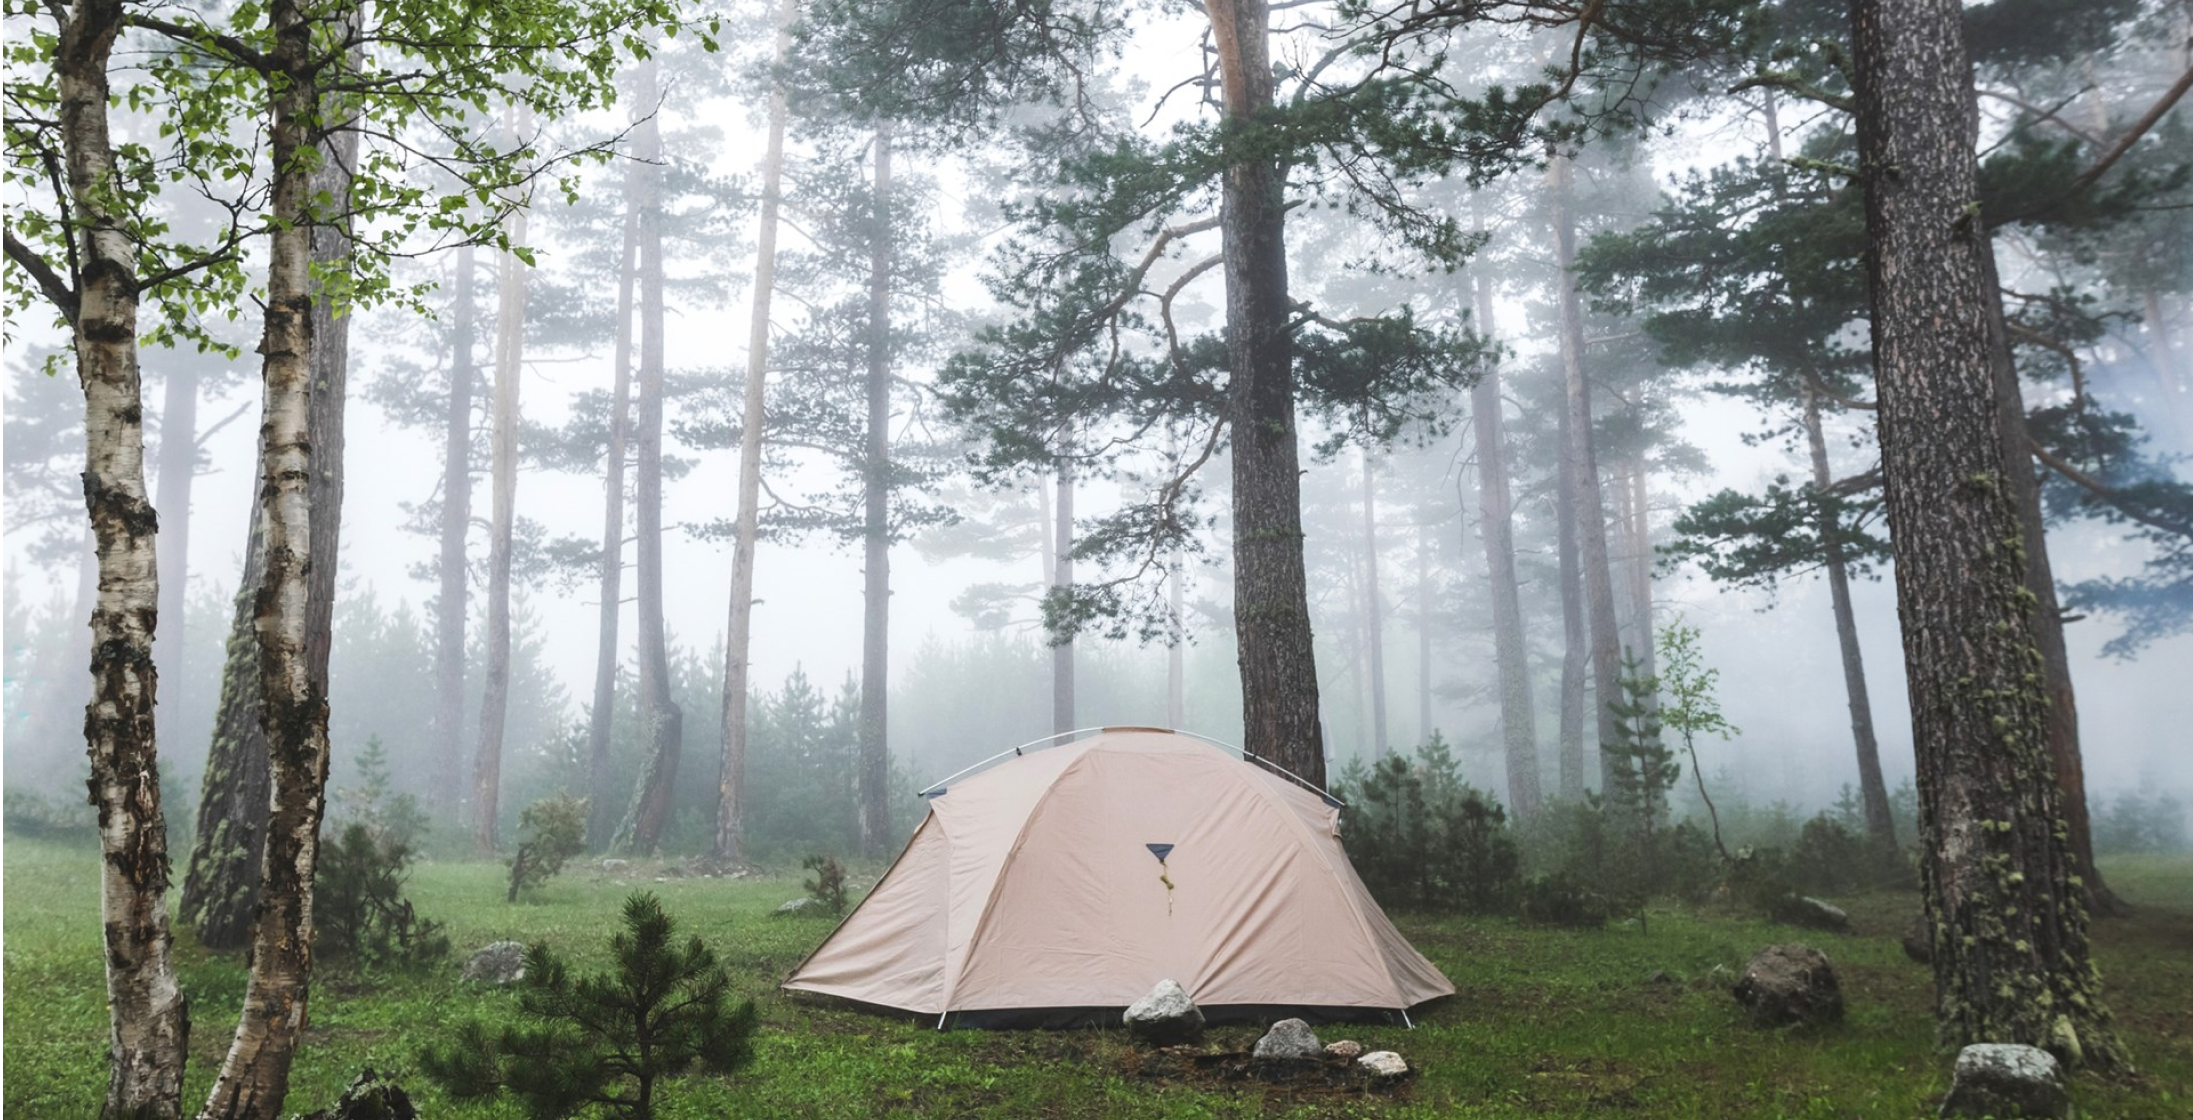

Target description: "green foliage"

left=336, top=735, right=431, bottom=850
left=315, top=823, right=449, bottom=971
left=1, top=789, right=94, bottom=843
left=508, top=795, right=591, bottom=902
left=1334, top=734, right=1522, bottom=914
left=421, top=893, right=758, bottom=1120
left=1517, top=873, right=1612, bottom=930
left=2094, top=791, right=2190, bottom=856
left=801, top=855, right=850, bottom=916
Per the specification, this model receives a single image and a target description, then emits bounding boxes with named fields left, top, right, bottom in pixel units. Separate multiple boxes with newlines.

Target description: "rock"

left=1324, top=1040, right=1363, bottom=1059
left=1902, top=913, right=1933, bottom=964
left=1770, top=894, right=1852, bottom=933
left=1123, top=979, right=1204, bottom=1046
left=1251, top=1018, right=1321, bottom=1062
left=600, top=858, right=629, bottom=873
left=1731, top=944, right=1844, bottom=1027
left=461, top=941, right=528, bottom=986
left=1939, top=1044, right=2068, bottom=1119
left=774, top=897, right=824, bottom=917
left=292, top=1068, right=418, bottom=1120
left=1357, top=1051, right=1410, bottom=1080
left=1645, top=969, right=1674, bottom=985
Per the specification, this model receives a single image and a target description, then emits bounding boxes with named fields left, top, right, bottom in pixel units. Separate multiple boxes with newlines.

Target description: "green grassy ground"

left=6, top=839, right=2188, bottom=1118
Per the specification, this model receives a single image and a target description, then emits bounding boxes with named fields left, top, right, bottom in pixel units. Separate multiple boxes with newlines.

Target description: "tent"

left=782, top=727, right=1454, bottom=1027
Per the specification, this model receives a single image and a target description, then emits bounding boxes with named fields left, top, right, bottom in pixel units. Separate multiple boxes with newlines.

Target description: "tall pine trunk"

left=1168, top=558, right=1186, bottom=728
left=153, top=360, right=199, bottom=694
left=431, top=246, right=476, bottom=818
left=586, top=191, right=638, bottom=848
left=621, top=56, right=682, bottom=855
left=858, top=125, right=896, bottom=857
left=1803, top=387, right=1895, bottom=850
left=1550, top=152, right=1623, bottom=792
left=1851, top=0, right=2122, bottom=1067
left=1625, top=455, right=1656, bottom=683
left=1052, top=459, right=1075, bottom=735
left=1555, top=384, right=1587, bottom=800
left=473, top=128, right=528, bottom=855
left=199, top=7, right=355, bottom=1114
left=57, top=3, right=189, bottom=1114
left=1472, top=274, right=1541, bottom=821
left=716, top=0, right=795, bottom=861
left=1416, top=516, right=1433, bottom=744
left=1209, top=0, right=1324, bottom=786
left=1360, top=451, right=1388, bottom=758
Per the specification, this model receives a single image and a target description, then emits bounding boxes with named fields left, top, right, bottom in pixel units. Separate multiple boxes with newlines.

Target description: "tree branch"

left=5, top=229, right=79, bottom=324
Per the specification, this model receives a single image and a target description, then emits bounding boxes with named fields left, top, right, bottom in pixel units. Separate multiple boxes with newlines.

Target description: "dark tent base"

left=785, top=990, right=1442, bottom=1030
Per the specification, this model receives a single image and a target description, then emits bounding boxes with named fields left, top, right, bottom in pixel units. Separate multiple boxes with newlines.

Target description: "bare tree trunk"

left=432, top=246, right=476, bottom=819
left=586, top=193, right=638, bottom=849
left=1803, top=387, right=1895, bottom=850
left=54, top=5, right=190, bottom=1114
left=153, top=360, right=199, bottom=694
left=1626, top=455, right=1656, bottom=683
left=715, top=0, right=796, bottom=862
left=621, top=57, right=683, bottom=855
left=1052, top=457, right=1076, bottom=735
left=199, top=7, right=355, bottom=1113
left=2143, top=286, right=2188, bottom=437
left=858, top=125, right=897, bottom=856
left=473, top=122, right=528, bottom=856
left=1851, top=0, right=2121, bottom=1066
left=1416, top=516, right=1433, bottom=745
left=1472, top=274, right=1541, bottom=821
left=1209, top=0, right=1324, bottom=786
left=1550, top=152, right=1624, bottom=793
left=1360, top=450, right=1389, bottom=758
left=1168, top=558, right=1186, bottom=728
left=1555, top=391, right=1586, bottom=800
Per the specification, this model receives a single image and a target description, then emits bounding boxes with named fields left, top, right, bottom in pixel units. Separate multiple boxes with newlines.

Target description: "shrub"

left=316, top=822, right=449, bottom=970
left=1518, top=873, right=1610, bottom=928
left=1336, top=734, right=1522, bottom=914
left=2093, top=790, right=2190, bottom=855
left=336, top=735, right=430, bottom=850
left=2, top=789, right=94, bottom=842
left=802, top=854, right=849, bottom=915
left=422, top=893, right=758, bottom=1120
left=509, top=794, right=590, bottom=902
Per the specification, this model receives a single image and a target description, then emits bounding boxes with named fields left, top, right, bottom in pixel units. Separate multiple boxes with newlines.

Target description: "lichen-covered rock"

left=1357, top=1051, right=1410, bottom=1080
left=1123, top=979, right=1204, bottom=1046
left=1731, top=944, right=1844, bottom=1027
left=1902, top=913, right=1933, bottom=964
left=1939, top=1044, right=2068, bottom=1119
left=461, top=941, right=528, bottom=986
left=1251, top=1018, right=1321, bottom=1061
left=292, top=1068, right=419, bottom=1120
left=774, top=897, right=824, bottom=917
left=1324, top=1039, right=1363, bottom=1059
left=1770, top=894, right=1852, bottom=933
left=600, top=857, right=630, bottom=873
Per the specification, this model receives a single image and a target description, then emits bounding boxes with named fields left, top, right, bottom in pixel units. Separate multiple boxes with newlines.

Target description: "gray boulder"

left=600, top=858, right=630, bottom=873
left=1251, top=1018, right=1322, bottom=1062
left=1357, top=1051, right=1410, bottom=1080
left=774, top=897, right=824, bottom=917
left=1902, top=913, right=1934, bottom=964
left=461, top=941, right=528, bottom=986
left=1123, top=979, right=1204, bottom=1046
left=1939, top=1044, right=2068, bottom=1119
left=1324, top=1040, right=1363, bottom=1059
left=292, top=1068, right=418, bottom=1120
left=1770, top=894, right=1852, bottom=933
left=1731, top=944, right=1844, bottom=1027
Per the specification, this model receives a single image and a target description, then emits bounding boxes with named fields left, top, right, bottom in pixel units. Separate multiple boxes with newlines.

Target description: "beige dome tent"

left=782, top=727, right=1454, bottom=1027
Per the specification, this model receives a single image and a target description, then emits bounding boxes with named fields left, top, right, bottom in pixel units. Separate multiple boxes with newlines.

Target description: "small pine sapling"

left=422, top=893, right=758, bottom=1120
left=1657, top=619, right=1738, bottom=862
left=508, top=794, right=590, bottom=902
left=802, top=854, right=848, bottom=915
left=315, top=822, right=450, bottom=970
left=1602, top=650, right=1677, bottom=930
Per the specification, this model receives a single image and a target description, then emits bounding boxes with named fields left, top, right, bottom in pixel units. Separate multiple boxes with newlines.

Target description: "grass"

left=5, top=838, right=2190, bottom=1118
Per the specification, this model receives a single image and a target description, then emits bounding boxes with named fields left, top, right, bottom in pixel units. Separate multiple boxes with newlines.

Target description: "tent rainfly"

left=782, top=727, right=1455, bottom=1027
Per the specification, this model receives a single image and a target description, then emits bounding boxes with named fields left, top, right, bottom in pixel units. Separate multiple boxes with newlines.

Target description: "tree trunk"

left=1555, top=382, right=1587, bottom=800
left=473, top=126, right=528, bottom=856
left=1208, top=0, right=1324, bottom=787
left=432, top=246, right=476, bottom=820
left=1626, top=455, right=1656, bottom=684
left=1803, top=386, right=1895, bottom=850
left=56, top=5, right=190, bottom=1115
left=1472, top=274, right=1542, bottom=821
left=2143, top=286, right=2188, bottom=437
left=1360, top=450, right=1389, bottom=758
left=586, top=190, right=638, bottom=849
left=1550, top=152, right=1624, bottom=793
left=620, top=57, right=682, bottom=855
left=1052, top=457, right=1076, bottom=736
left=153, top=360, right=199, bottom=695
left=199, top=7, right=355, bottom=1113
left=858, top=124, right=896, bottom=857
left=715, top=0, right=795, bottom=862
left=1168, top=558, right=1186, bottom=728
left=1851, top=0, right=2122, bottom=1067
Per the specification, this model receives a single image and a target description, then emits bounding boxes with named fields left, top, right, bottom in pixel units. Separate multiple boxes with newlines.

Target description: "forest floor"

left=5, top=838, right=2189, bottom=1119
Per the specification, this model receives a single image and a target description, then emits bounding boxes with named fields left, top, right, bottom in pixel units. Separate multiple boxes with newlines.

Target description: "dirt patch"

left=1118, top=1046, right=1414, bottom=1105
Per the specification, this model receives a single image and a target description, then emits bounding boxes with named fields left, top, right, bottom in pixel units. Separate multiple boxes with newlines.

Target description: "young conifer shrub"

left=315, top=822, right=449, bottom=970
left=422, top=892, right=758, bottom=1120
left=802, top=854, right=849, bottom=915
left=508, top=794, right=590, bottom=902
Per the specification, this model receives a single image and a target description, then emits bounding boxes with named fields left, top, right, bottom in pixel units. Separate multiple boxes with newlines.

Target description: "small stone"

left=1731, top=944, right=1844, bottom=1027
left=1251, top=1018, right=1321, bottom=1061
left=1124, top=979, right=1204, bottom=1046
left=600, top=858, right=629, bottom=873
left=1940, top=1043, right=2068, bottom=1119
left=292, top=1068, right=419, bottom=1120
left=1646, top=969, right=1674, bottom=984
left=1357, top=1051, right=1409, bottom=1080
left=1324, top=1039, right=1363, bottom=1059
left=1770, top=894, right=1852, bottom=933
left=1902, top=913, right=1933, bottom=964
left=774, top=897, right=824, bottom=916
left=461, top=941, right=528, bottom=986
